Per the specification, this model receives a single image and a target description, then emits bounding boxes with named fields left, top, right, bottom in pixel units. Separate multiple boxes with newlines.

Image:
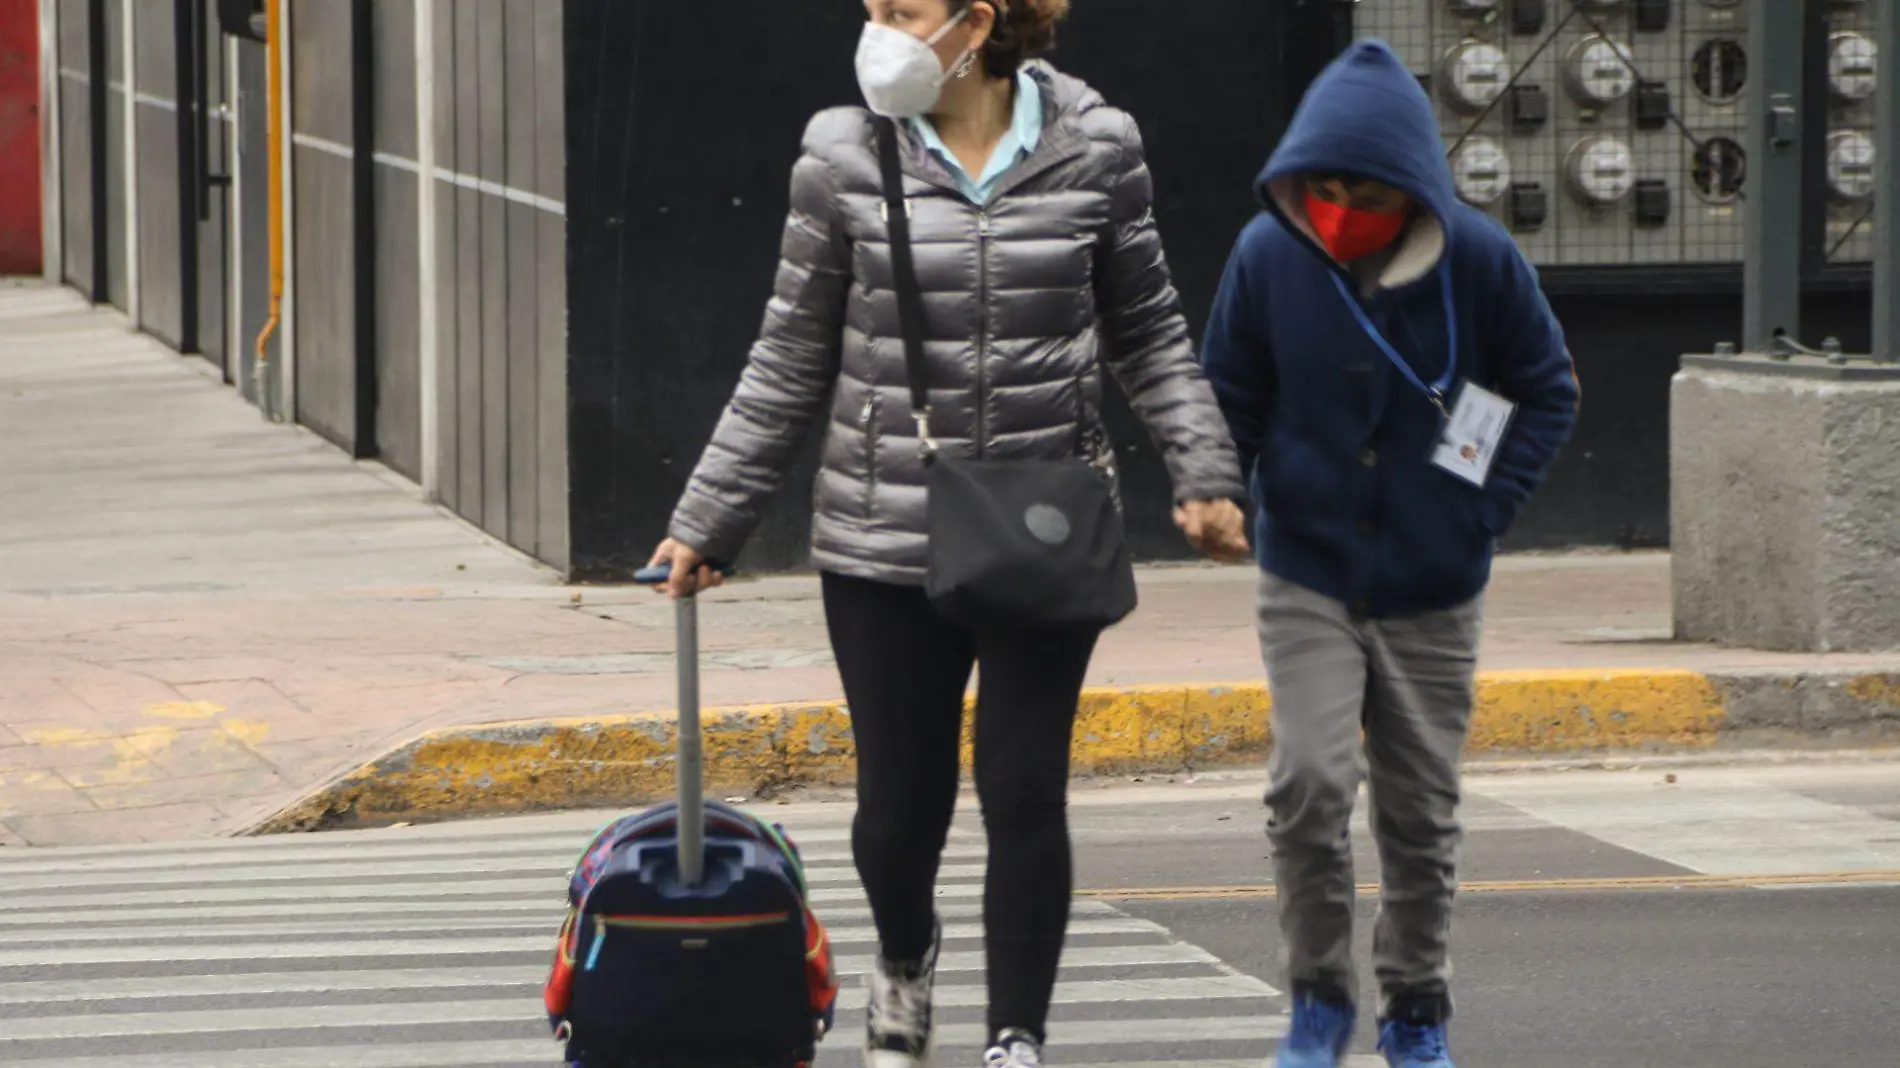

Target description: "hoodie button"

left=1359, top=448, right=1379, bottom=468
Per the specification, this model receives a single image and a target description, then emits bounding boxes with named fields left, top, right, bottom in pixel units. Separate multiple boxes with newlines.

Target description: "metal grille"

left=1350, top=0, right=1812, bottom=267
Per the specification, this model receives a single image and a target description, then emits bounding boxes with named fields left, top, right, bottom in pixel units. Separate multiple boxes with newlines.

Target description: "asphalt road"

left=0, top=759, right=1894, bottom=1067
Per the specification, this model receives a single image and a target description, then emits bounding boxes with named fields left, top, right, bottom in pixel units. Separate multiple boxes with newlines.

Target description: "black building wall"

left=563, top=0, right=1292, bottom=579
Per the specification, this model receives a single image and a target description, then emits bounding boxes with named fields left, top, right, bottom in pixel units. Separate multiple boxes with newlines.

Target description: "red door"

left=0, top=0, right=42, bottom=276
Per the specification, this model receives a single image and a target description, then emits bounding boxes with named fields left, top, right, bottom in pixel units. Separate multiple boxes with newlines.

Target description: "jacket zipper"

left=976, top=210, right=993, bottom=457
left=862, top=391, right=879, bottom=514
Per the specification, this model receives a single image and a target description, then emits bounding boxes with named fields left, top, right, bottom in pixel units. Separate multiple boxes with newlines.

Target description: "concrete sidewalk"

left=3, top=282, right=1898, bottom=845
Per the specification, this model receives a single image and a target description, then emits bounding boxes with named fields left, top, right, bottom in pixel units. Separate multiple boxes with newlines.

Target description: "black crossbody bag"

left=874, top=117, right=1137, bottom=630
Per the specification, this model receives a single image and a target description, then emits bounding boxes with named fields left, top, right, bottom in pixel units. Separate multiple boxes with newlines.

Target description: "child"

left=1199, top=39, right=1580, bottom=1068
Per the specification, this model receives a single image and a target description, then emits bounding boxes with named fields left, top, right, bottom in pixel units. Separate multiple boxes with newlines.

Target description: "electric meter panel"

left=1826, top=1, right=1878, bottom=263
left=1351, top=0, right=1753, bottom=266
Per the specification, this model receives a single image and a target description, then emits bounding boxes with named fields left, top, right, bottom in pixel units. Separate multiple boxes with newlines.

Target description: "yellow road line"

left=1079, top=870, right=1900, bottom=901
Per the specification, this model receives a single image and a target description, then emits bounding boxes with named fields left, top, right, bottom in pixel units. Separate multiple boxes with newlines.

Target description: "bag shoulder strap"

left=874, top=118, right=933, bottom=423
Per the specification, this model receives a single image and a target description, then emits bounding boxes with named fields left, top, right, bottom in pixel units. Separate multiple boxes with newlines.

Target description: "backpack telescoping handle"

left=674, top=591, right=705, bottom=888
left=633, top=561, right=733, bottom=889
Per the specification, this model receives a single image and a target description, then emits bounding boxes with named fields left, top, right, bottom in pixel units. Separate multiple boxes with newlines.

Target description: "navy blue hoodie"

left=1200, top=40, right=1579, bottom=618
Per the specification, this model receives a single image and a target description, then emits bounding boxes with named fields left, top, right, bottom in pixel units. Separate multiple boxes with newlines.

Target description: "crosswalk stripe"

left=0, top=913, right=1161, bottom=947
left=0, top=811, right=1301, bottom=1067
left=0, top=1003, right=1285, bottom=1045
left=0, top=857, right=986, bottom=892
left=0, top=964, right=1250, bottom=1008
left=835, top=975, right=1276, bottom=1012
left=0, top=896, right=1121, bottom=929
left=0, top=837, right=948, bottom=877
left=0, top=874, right=970, bottom=911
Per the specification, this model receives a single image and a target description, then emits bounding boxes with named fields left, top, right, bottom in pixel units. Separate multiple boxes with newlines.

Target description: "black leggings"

left=821, top=572, right=1100, bottom=1043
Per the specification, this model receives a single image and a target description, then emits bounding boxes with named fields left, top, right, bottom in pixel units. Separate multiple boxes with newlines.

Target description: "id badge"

left=1430, top=381, right=1516, bottom=488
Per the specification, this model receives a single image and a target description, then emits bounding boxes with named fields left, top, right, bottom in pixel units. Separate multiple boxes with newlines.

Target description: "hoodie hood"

left=1258, top=39, right=1459, bottom=290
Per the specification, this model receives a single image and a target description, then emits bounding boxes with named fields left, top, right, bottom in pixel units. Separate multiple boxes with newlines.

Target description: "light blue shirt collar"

left=908, top=70, right=1043, bottom=206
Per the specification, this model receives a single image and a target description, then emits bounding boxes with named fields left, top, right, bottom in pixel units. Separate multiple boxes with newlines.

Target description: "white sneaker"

left=982, top=1028, right=1044, bottom=1068
left=863, top=921, right=940, bottom=1068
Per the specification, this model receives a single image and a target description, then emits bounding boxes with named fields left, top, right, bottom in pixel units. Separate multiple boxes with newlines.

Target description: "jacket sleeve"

left=1198, top=225, right=1276, bottom=489
left=1093, top=114, right=1246, bottom=505
left=1476, top=245, right=1579, bottom=538
left=667, top=116, right=853, bottom=561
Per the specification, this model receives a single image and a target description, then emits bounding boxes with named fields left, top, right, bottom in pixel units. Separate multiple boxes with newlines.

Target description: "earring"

left=952, top=51, right=977, bottom=79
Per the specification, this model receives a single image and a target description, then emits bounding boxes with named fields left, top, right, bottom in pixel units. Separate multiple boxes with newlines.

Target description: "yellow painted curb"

left=251, top=668, right=1760, bottom=834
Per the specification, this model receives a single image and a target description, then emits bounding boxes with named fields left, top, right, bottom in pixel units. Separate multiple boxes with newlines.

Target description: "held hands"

left=644, top=539, right=727, bottom=600
left=1174, top=499, right=1251, bottom=564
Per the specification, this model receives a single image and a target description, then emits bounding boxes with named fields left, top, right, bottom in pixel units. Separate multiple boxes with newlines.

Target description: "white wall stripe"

left=132, top=91, right=178, bottom=112
left=286, top=137, right=564, bottom=215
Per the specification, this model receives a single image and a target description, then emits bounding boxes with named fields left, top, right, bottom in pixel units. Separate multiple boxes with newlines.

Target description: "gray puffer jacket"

left=670, top=63, right=1245, bottom=585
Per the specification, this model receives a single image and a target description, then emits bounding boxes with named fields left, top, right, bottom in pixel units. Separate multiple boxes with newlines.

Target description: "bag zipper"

left=862, top=390, right=880, bottom=514
left=580, top=910, right=795, bottom=971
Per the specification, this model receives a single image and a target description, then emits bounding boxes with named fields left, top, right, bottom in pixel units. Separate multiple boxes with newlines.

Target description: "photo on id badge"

left=1431, top=380, right=1516, bottom=487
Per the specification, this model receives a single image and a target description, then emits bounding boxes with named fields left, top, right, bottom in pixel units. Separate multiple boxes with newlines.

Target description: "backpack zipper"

left=581, top=910, right=795, bottom=971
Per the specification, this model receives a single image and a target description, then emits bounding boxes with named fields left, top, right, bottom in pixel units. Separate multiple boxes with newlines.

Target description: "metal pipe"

left=350, top=0, right=377, bottom=459
left=676, top=594, right=705, bottom=888
left=39, top=0, right=62, bottom=285
left=1743, top=0, right=1807, bottom=351
left=122, top=0, right=139, bottom=325
left=86, top=0, right=104, bottom=302
left=1876, top=0, right=1899, bottom=361
left=415, top=0, right=440, bottom=498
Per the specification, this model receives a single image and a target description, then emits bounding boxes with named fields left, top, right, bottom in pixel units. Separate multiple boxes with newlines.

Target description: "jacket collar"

left=893, top=62, right=1093, bottom=203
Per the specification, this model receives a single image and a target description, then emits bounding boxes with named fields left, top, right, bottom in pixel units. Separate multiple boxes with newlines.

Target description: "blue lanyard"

left=1331, top=260, right=1458, bottom=414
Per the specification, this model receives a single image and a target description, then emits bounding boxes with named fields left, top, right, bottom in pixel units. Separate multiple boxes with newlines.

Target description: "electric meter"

left=1826, top=131, right=1876, bottom=201
left=1441, top=41, right=1510, bottom=113
left=1827, top=33, right=1877, bottom=103
left=1566, top=36, right=1637, bottom=106
left=1692, top=40, right=1747, bottom=104
left=1566, top=137, right=1636, bottom=205
left=1452, top=139, right=1513, bottom=206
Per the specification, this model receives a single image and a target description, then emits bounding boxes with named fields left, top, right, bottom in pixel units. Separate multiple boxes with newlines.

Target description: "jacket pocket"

left=861, top=390, right=881, bottom=518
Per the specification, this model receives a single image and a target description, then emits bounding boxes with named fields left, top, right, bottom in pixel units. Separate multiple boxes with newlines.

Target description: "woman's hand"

left=1174, top=499, right=1251, bottom=563
left=646, top=539, right=725, bottom=599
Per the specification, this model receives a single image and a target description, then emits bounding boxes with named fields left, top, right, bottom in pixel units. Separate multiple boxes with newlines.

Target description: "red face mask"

left=1304, top=192, right=1408, bottom=263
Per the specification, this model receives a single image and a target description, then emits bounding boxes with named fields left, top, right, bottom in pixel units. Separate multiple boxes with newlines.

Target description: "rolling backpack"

left=544, top=577, right=839, bottom=1067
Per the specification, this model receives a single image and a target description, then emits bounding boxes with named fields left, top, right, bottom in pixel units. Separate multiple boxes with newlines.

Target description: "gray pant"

left=1256, top=572, right=1483, bottom=1011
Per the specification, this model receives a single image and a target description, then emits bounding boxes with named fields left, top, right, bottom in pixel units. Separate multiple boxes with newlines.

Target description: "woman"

left=648, top=2, right=1249, bottom=1066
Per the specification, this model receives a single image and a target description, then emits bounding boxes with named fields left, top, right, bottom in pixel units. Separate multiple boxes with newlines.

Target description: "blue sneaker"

left=1376, top=1018, right=1454, bottom=1068
left=1273, top=989, right=1356, bottom=1068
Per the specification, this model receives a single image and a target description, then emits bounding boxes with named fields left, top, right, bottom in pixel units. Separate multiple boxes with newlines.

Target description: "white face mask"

left=855, top=8, right=973, bottom=119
